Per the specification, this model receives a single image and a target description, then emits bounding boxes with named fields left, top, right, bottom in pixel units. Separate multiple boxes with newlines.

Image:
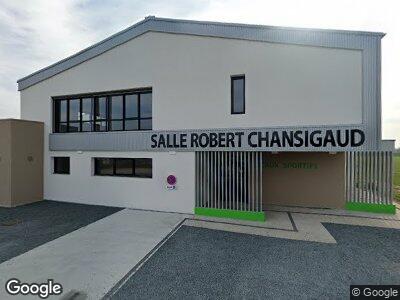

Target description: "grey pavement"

left=0, top=201, right=122, bottom=264
left=0, top=208, right=188, bottom=300
left=111, top=224, right=400, bottom=300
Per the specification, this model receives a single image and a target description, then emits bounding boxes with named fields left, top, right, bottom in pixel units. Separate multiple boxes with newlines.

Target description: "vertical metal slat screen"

left=195, top=151, right=263, bottom=212
left=346, top=151, right=393, bottom=205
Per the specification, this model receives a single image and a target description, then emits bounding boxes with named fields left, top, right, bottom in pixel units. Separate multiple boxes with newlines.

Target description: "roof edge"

left=153, top=16, right=386, bottom=37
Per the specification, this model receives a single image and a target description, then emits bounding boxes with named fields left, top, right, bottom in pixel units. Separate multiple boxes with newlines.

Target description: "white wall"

left=21, top=31, right=363, bottom=130
left=46, top=151, right=195, bottom=213
left=20, top=31, right=363, bottom=211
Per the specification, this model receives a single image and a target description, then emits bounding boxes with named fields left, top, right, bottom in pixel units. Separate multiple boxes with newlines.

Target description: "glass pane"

left=140, top=93, right=152, bottom=118
left=95, top=158, right=113, bottom=175
left=95, top=121, right=107, bottom=132
left=134, top=158, right=152, bottom=178
left=58, top=123, right=68, bottom=133
left=82, top=98, right=93, bottom=121
left=82, top=121, right=92, bottom=132
left=110, top=95, right=123, bottom=119
left=58, top=100, right=68, bottom=122
left=232, top=78, right=244, bottom=113
left=125, top=94, right=138, bottom=118
left=68, top=122, right=80, bottom=132
left=69, top=99, right=80, bottom=121
left=125, top=120, right=138, bottom=131
left=95, top=97, right=107, bottom=119
left=54, top=157, right=70, bottom=174
left=110, top=120, right=123, bottom=131
left=140, top=119, right=152, bottom=130
left=115, top=158, right=133, bottom=176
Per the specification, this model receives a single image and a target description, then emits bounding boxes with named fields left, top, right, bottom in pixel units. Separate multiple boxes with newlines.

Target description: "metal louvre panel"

left=195, top=151, right=262, bottom=212
left=345, top=151, right=393, bottom=205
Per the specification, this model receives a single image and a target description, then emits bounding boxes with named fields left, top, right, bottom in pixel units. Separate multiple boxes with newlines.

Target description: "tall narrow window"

left=54, top=100, right=68, bottom=132
left=125, top=94, right=139, bottom=130
left=109, top=95, right=124, bottom=131
left=68, top=99, right=81, bottom=132
left=231, top=75, right=245, bottom=114
left=94, top=97, right=107, bottom=132
left=139, top=93, right=152, bottom=130
left=81, top=97, right=93, bottom=132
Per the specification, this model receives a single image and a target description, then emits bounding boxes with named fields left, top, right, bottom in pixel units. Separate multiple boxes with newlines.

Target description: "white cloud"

left=0, top=0, right=399, bottom=146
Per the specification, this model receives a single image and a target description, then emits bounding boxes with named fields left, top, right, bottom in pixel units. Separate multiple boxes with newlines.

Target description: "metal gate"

left=195, top=151, right=263, bottom=212
left=346, top=151, right=393, bottom=205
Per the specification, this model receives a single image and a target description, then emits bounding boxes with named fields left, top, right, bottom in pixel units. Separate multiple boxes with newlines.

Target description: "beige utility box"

left=0, top=119, right=44, bottom=207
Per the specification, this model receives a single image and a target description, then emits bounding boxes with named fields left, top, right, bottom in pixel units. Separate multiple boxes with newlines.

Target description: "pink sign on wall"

left=166, top=175, right=177, bottom=190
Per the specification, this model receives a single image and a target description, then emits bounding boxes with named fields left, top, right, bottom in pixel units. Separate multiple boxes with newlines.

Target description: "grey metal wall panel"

left=49, top=125, right=373, bottom=152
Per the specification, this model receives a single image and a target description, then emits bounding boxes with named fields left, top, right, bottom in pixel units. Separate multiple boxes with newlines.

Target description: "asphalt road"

left=111, top=223, right=400, bottom=299
left=0, top=200, right=122, bottom=264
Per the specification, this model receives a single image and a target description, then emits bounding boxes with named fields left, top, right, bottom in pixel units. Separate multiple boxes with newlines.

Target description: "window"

left=109, top=95, right=124, bottom=131
left=53, top=157, right=70, bottom=174
left=54, top=100, right=68, bottom=132
left=68, top=99, right=80, bottom=132
left=94, top=97, right=107, bottom=132
left=231, top=75, right=245, bottom=114
left=125, top=94, right=139, bottom=130
left=53, top=89, right=152, bottom=133
left=134, top=158, right=152, bottom=178
left=115, top=158, right=134, bottom=176
left=82, top=97, right=93, bottom=132
left=94, top=158, right=152, bottom=178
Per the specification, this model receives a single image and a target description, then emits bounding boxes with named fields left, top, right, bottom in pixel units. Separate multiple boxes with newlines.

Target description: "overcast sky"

left=1, top=0, right=399, bottom=147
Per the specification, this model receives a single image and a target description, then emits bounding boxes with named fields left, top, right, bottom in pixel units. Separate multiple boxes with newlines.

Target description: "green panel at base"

left=346, top=202, right=396, bottom=214
left=195, top=207, right=266, bottom=222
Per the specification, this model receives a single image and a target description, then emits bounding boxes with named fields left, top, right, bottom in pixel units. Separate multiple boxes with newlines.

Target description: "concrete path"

left=0, top=209, right=187, bottom=300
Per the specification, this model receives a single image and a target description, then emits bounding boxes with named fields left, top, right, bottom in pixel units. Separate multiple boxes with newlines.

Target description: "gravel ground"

left=111, top=223, right=400, bottom=300
left=0, top=200, right=122, bottom=264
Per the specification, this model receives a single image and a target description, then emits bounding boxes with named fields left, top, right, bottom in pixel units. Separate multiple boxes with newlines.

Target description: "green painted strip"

left=346, top=202, right=396, bottom=214
left=195, top=207, right=266, bottom=222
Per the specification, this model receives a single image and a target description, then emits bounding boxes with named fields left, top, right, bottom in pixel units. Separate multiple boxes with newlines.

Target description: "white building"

left=17, top=17, right=395, bottom=220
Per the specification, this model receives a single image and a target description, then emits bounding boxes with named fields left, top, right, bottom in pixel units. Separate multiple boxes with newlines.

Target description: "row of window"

left=53, top=157, right=152, bottom=178
left=53, top=90, right=152, bottom=133
left=52, top=76, right=245, bottom=133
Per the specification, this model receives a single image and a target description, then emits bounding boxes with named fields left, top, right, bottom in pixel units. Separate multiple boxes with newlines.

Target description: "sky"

left=0, top=0, right=399, bottom=147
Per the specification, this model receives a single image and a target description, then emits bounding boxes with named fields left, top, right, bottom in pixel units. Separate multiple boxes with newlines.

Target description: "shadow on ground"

left=111, top=223, right=400, bottom=299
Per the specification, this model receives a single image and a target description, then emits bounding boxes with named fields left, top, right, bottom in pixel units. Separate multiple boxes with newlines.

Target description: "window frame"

left=108, top=95, right=125, bottom=131
left=53, top=157, right=70, bottom=175
left=53, top=88, right=152, bottom=133
left=93, top=157, right=152, bottom=178
left=94, top=96, right=108, bottom=132
left=231, top=75, right=245, bottom=115
left=81, top=97, right=94, bottom=132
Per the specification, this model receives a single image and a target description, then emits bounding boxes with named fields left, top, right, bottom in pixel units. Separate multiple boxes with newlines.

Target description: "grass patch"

left=394, top=153, right=400, bottom=203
